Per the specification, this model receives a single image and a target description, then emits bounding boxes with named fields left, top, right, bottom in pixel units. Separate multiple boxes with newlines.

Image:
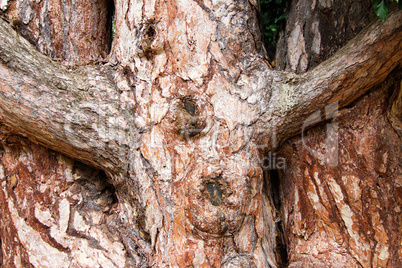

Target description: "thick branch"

left=0, top=18, right=135, bottom=173
left=258, top=10, right=402, bottom=148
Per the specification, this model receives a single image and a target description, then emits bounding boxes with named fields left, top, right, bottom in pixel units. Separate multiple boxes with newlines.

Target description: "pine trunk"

left=274, top=0, right=402, bottom=267
left=0, top=0, right=401, bottom=267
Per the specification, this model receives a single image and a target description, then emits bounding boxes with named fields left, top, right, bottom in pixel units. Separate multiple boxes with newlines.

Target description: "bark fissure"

left=271, top=10, right=400, bottom=135
left=0, top=0, right=401, bottom=266
left=0, top=18, right=138, bottom=173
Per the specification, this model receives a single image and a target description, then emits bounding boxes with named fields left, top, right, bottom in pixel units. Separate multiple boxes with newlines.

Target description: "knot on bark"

left=175, top=96, right=206, bottom=139
left=138, top=20, right=163, bottom=58
left=185, top=174, right=246, bottom=238
left=201, top=177, right=228, bottom=208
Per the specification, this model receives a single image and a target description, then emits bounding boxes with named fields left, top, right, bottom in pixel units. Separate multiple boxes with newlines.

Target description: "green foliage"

left=371, top=0, right=401, bottom=22
left=260, top=0, right=289, bottom=58
left=112, top=15, right=116, bottom=39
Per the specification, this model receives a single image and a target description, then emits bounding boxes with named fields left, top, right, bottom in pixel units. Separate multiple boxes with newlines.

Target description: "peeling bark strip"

left=0, top=134, right=131, bottom=267
left=276, top=0, right=375, bottom=73
left=0, top=17, right=135, bottom=174
left=2, top=0, right=113, bottom=63
left=279, top=76, right=402, bottom=267
left=0, top=0, right=401, bottom=266
left=274, top=2, right=402, bottom=266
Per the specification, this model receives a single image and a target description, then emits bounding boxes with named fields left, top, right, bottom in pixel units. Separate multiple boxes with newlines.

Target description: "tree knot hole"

left=145, top=23, right=155, bottom=40
left=138, top=19, right=162, bottom=58
left=141, top=20, right=156, bottom=46
left=206, top=182, right=223, bottom=206
left=175, top=96, right=205, bottom=138
left=183, top=97, right=196, bottom=116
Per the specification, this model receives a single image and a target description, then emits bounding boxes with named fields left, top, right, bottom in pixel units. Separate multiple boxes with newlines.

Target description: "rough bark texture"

left=0, top=129, right=131, bottom=267
left=278, top=75, right=402, bottom=267
left=275, top=0, right=374, bottom=73
left=0, top=0, right=401, bottom=267
left=3, top=0, right=113, bottom=64
left=274, top=1, right=402, bottom=267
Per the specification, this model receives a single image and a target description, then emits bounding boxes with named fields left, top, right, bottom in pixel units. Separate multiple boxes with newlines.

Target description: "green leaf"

left=374, top=1, right=388, bottom=22
left=275, top=14, right=286, bottom=23
left=266, top=24, right=278, bottom=32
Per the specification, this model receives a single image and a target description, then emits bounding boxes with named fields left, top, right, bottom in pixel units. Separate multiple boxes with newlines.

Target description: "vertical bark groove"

left=2, top=0, right=114, bottom=64
left=264, top=169, right=289, bottom=267
left=0, top=0, right=401, bottom=267
left=274, top=1, right=402, bottom=266
left=276, top=0, right=374, bottom=73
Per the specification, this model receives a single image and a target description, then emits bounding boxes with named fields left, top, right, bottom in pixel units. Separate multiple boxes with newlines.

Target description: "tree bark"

left=273, top=1, right=402, bottom=267
left=277, top=75, right=402, bottom=267
left=0, top=0, right=401, bottom=267
left=2, top=0, right=113, bottom=64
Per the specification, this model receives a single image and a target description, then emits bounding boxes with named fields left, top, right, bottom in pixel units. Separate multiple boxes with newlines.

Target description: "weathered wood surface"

left=0, top=0, right=401, bottom=266
left=278, top=76, right=402, bottom=267
left=272, top=1, right=402, bottom=267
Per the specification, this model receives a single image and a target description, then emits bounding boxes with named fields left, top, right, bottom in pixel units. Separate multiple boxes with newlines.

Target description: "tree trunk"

left=273, top=0, right=402, bottom=267
left=0, top=0, right=401, bottom=267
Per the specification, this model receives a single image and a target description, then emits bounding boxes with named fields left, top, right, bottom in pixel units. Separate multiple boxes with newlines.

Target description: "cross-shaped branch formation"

left=0, top=0, right=401, bottom=266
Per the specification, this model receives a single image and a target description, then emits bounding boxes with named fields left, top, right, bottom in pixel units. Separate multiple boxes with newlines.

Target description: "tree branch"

left=1, top=7, right=401, bottom=169
left=0, top=18, right=135, bottom=173
left=257, top=10, right=402, bottom=149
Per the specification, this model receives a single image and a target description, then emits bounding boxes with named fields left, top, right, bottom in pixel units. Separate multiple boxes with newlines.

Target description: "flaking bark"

left=0, top=0, right=401, bottom=266
left=1, top=10, right=401, bottom=157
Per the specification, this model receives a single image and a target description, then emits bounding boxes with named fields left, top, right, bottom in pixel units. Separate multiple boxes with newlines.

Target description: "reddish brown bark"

left=275, top=0, right=374, bottom=73
left=3, top=0, right=113, bottom=64
left=277, top=75, right=402, bottom=267
left=0, top=0, right=401, bottom=267
left=0, top=129, right=128, bottom=266
left=273, top=1, right=402, bottom=267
